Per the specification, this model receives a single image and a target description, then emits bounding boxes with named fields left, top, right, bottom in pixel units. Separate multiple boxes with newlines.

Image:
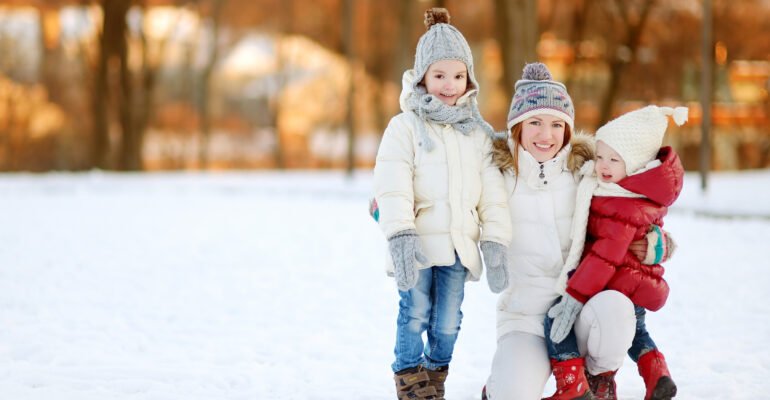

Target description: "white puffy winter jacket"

left=495, top=143, right=580, bottom=339
left=373, top=71, right=511, bottom=280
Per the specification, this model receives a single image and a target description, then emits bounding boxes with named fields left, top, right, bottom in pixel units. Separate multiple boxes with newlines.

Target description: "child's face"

left=595, top=140, right=627, bottom=183
left=424, top=59, right=468, bottom=106
left=519, top=115, right=566, bottom=162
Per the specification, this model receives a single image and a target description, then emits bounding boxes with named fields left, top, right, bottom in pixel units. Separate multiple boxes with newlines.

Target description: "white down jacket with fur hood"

left=490, top=134, right=594, bottom=339
left=373, top=71, right=511, bottom=280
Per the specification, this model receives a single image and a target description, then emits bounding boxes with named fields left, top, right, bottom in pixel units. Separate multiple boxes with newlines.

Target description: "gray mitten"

left=388, top=229, right=428, bottom=291
left=547, top=293, right=584, bottom=344
left=480, top=241, right=509, bottom=293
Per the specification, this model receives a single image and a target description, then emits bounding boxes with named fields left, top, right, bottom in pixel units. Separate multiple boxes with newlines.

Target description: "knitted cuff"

left=643, top=225, right=664, bottom=265
left=662, top=230, right=677, bottom=262
left=388, top=229, right=417, bottom=240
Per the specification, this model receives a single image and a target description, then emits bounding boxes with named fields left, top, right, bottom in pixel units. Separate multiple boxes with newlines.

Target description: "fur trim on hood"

left=491, top=131, right=595, bottom=174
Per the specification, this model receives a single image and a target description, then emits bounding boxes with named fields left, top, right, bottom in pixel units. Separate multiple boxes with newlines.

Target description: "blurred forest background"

left=0, top=0, right=768, bottom=172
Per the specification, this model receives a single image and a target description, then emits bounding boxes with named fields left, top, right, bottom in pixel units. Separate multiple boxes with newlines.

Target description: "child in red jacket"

left=543, top=105, right=686, bottom=400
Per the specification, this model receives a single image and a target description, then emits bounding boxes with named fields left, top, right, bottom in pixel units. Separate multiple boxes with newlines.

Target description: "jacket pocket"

left=414, top=201, right=434, bottom=218
left=470, top=208, right=480, bottom=226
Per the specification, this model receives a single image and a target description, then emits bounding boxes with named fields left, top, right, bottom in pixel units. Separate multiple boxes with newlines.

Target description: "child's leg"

left=423, top=255, right=467, bottom=370
left=392, top=267, right=435, bottom=373
left=542, top=298, right=593, bottom=400
left=628, top=305, right=658, bottom=362
left=544, top=297, right=581, bottom=361
left=629, top=305, right=676, bottom=399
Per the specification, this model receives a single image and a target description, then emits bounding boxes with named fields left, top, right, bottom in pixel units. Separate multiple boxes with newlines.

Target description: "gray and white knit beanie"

left=595, top=105, right=688, bottom=175
left=506, top=62, right=575, bottom=131
left=412, top=8, right=479, bottom=93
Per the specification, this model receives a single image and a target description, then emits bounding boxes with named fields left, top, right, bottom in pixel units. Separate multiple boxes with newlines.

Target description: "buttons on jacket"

left=539, top=164, right=547, bottom=185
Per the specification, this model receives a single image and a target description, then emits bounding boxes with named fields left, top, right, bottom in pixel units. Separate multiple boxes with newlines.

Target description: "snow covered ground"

left=0, top=169, right=768, bottom=399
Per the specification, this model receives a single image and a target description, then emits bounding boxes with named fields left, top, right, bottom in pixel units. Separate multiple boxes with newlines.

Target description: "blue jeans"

left=628, top=305, right=658, bottom=362
left=392, top=255, right=468, bottom=373
left=544, top=297, right=581, bottom=361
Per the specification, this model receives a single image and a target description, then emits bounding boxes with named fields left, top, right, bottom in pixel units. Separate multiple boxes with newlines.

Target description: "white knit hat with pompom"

left=595, top=105, right=688, bottom=175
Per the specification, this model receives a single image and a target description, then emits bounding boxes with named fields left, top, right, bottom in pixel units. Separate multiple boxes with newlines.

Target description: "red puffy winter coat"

left=565, top=147, right=684, bottom=311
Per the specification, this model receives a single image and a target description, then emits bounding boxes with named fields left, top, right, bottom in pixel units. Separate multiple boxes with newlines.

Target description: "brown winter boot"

left=425, top=366, right=448, bottom=400
left=542, top=358, right=596, bottom=400
left=587, top=370, right=617, bottom=400
left=637, top=349, right=677, bottom=400
left=394, top=366, right=438, bottom=400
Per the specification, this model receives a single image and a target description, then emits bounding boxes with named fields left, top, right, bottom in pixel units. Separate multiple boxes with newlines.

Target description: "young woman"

left=483, top=63, right=673, bottom=400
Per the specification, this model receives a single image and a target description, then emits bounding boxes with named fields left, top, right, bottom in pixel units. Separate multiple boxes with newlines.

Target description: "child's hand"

left=658, top=229, right=677, bottom=263
left=631, top=225, right=676, bottom=265
left=481, top=241, right=509, bottom=293
left=547, top=294, right=583, bottom=344
left=388, top=229, right=428, bottom=291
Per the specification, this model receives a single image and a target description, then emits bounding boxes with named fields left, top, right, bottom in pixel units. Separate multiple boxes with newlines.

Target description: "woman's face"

left=519, top=115, right=567, bottom=162
left=423, top=59, right=469, bottom=106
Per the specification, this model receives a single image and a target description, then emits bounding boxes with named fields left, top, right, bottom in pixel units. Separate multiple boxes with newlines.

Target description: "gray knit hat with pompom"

left=413, top=8, right=479, bottom=92
left=506, top=62, right=574, bottom=130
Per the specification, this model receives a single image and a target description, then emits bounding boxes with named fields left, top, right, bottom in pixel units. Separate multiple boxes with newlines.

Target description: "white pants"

left=485, top=290, right=636, bottom=400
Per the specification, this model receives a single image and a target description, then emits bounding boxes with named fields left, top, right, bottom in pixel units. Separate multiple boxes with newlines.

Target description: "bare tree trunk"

left=118, top=21, right=137, bottom=171
left=38, top=6, right=69, bottom=169
left=93, top=0, right=132, bottom=169
left=700, top=0, right=713, bottom=191
left=38, top=7, right=62, bottom=103
left=598, top=0, right=656, bottom=125
left=494, top=0, right=538, bottom=93
left=92, top=4, right=109, bottom=169
left=369, top=1, right=389, bottom=134
left=343, top=0, right=356, bottom=176
left=392, top=0, right=413, bottom=84
left=564, top=0, right=594, bottom=89
left=128, top=3, right=184, bottom=171
left=264, top=0, right=298, bottom=169
left=197, top=0, right=225, bottom=169
left=494, top=0, right=514, bottom=92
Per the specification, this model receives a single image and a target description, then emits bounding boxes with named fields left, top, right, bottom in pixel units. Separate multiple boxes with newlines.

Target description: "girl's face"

left=519, top=115, right=567, bottom=162
left=423, top=59, right=469, bottom=106
left=595, top=140, right=627, bottom=183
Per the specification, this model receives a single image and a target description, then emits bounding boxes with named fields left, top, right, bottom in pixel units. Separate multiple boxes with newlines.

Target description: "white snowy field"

left=0, top=169, right=769, bottom=400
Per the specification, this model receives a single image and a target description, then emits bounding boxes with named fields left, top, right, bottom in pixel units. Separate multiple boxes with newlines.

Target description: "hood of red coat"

left=619, top=147, right=684, bottom=207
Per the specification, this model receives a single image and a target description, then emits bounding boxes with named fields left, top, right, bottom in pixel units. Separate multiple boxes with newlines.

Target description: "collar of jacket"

left=510, top=139, right=572, bottom=189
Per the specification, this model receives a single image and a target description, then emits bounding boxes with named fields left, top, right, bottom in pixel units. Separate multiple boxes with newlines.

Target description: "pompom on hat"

left=595, top=105, right=688, bottom=175
left=412, top=8, right=479, bottom=92
left=507, top=62, right=575, bottom=130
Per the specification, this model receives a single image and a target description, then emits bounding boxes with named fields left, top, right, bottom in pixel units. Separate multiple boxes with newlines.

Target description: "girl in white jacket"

left=482, top=63, right=670, bottom=400
left=373, top=8, right=511, bottom=400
